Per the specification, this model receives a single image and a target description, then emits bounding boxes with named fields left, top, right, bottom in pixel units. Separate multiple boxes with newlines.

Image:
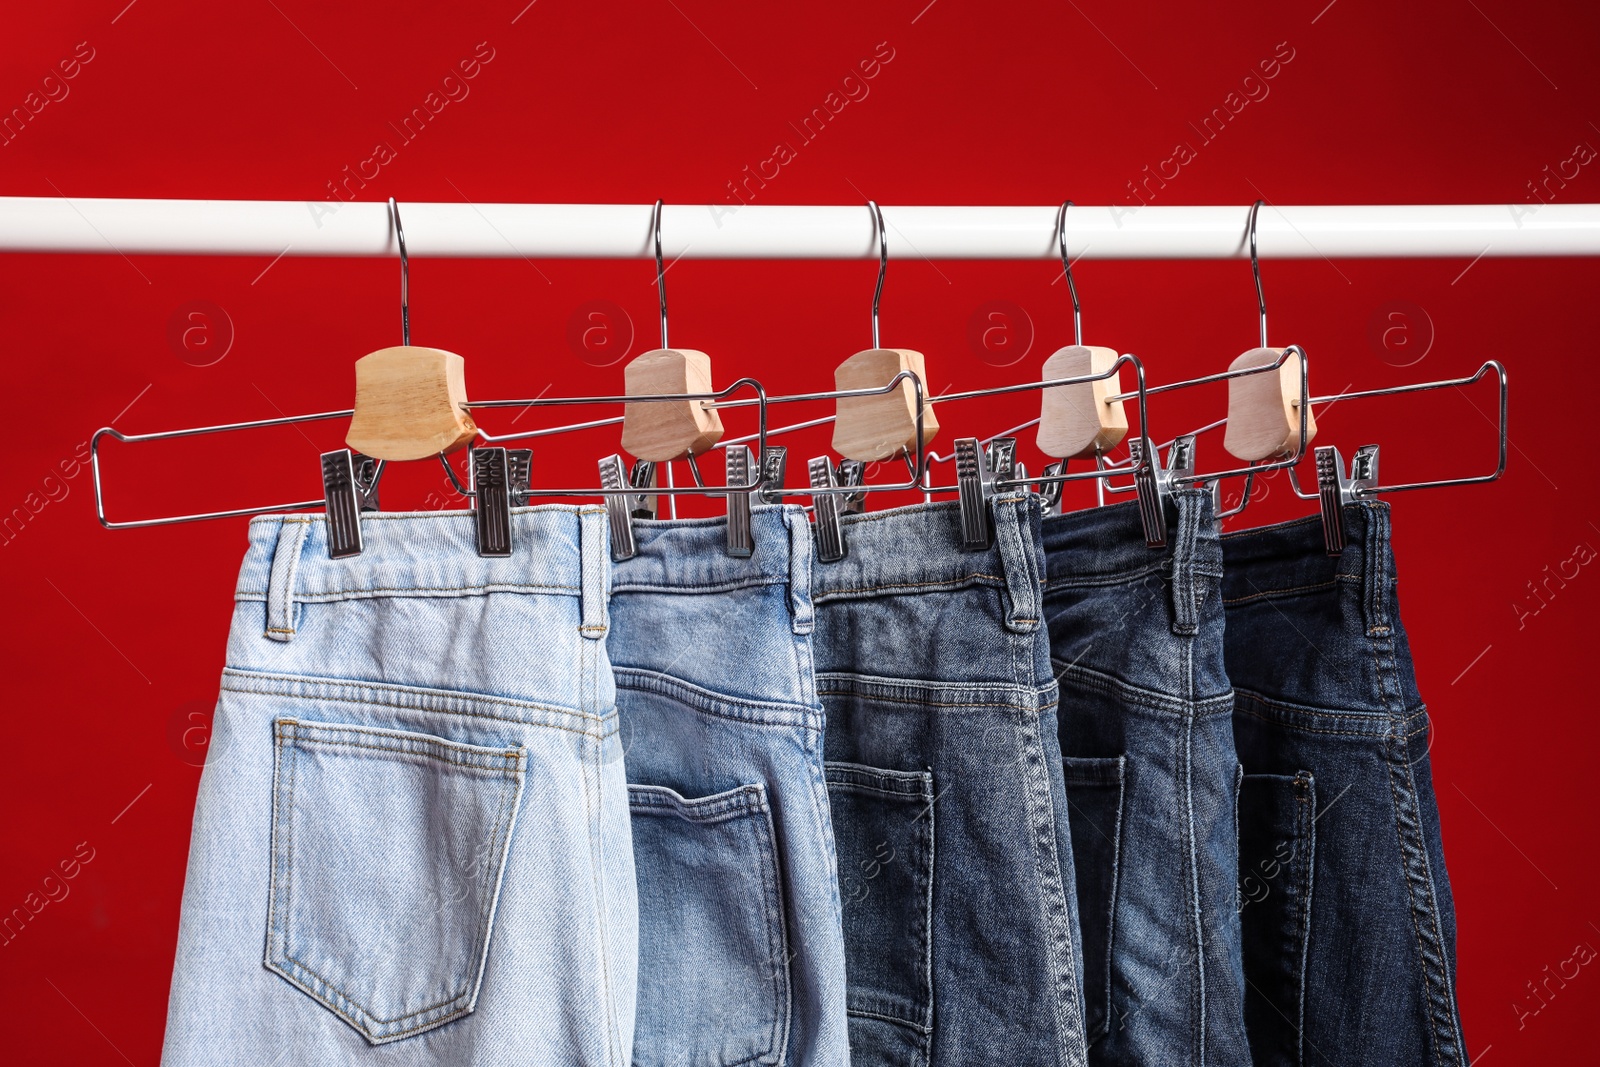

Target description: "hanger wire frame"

left=91, top=381, right=773, bottom=528
left=87, top=196, right=1505, bottom=528
left=687, top=203, right=1166, bottom=499
left=1083, top=345, right=1311, bottom=500
left=1081, top=202, right=1285, bottom=509
left=700, top=369, right=931, bottom=497
left=916, top=353, right=1156, bottom=493
left=1285, top=359, right=1508, bottom=499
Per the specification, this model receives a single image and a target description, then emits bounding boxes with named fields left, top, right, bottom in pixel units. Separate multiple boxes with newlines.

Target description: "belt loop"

left=578, top=508, right=610, bottom=641
left=992, top=495, right=1042, bottom=634
left=1169, top=494, right=1201, bottom=636
left=1361, top=503, right=1392, bottom=637
left=264, top=518, right=309, bottom=642
left=784, top=507, right=816, bottom=635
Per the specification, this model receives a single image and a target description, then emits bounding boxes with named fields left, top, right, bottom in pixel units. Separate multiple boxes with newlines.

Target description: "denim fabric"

left=606, top=506, right=851, bottom=1067
left=162, top=508, right=636, bottom=1067
left=1221, top=504, right=1467, bottom=1066
left=1041, top=492, right=1249, bottom=1067
left=812, top=496, right=1090, bottom=1067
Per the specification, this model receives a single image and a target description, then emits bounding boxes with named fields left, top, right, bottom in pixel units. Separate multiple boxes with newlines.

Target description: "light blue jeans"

left=162, top=507, right=637, bottom=1066
left=607, top=506, right=851, bottom=1067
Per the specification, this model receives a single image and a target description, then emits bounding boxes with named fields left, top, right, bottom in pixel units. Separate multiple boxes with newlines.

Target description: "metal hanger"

left=917, top=200, right=1160, bottom=549
left=691, top=201, right=934, bottom=563
left=92, top=198, right=770, bottom=559
left=588, top=200, right=762, bottom=559
left=457, top=199, right=772, bottom=553
left=1095, top=200, right=1314, bottom=539
left=914, top=355, right=1155, bottom=549
left=1036, top=200, right=1128, bottom=510
left=1286, top=360, right=1508, bottom=553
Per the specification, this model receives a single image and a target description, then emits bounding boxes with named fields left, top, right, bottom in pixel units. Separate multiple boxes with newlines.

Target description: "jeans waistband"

left=1042, top=491, right=1221, bottom=636
left=236, top=506, right=612, bottom=644
left=1221, top=502, right=1393, bottom=636
left=809, top=496, right=1045, bottom=634
left=609, top=505, right=815, bottom=635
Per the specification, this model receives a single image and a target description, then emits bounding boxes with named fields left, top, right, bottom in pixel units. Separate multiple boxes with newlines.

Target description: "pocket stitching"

left=1291, top=772, right=1316, bottom=1067
left=824, top=763, right=936, bottom=1035
left=273, top=771, right=518, bottom=1032
left=277, top=726, right=526, bottom=773
left=628, top=781, right=792, bottom=1067
left=628, top=782, right=768, bottom=823
left=749, top=791, right=792, bottom=1066
left=1062, top=754, right=1126, bottom=1044
left=265, top=719, right=526, bottom=1042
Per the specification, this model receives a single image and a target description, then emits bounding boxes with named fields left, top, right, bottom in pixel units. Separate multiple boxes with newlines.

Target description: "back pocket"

left=1061, top=755, right=1126, bottom=1043
left=629, top=782, right=791, bottom=1067
left=824, top=762, right=935, bottom=1041
left=265, top=718, right=528, bottom=1044
left=1237, top=771, right=1316, bottom=1067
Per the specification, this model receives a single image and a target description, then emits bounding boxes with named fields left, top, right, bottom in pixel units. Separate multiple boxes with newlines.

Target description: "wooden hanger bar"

left=4, top=199, right=1599, bottom=258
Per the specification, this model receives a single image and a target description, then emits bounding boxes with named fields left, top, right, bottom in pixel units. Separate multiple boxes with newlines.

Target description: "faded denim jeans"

left=607, top=506, right=851, bottom=1067
left=1223, top=504, right=1467, bottom=1066
left=162, top=508, right=637, bottom=1066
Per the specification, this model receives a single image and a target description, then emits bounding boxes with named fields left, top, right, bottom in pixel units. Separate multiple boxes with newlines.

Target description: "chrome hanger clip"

left=320, top=449, right=382, bottom=559
left=1206, top=478, right=1224, bottom=532
left=758, top=446, right=788, bottom=505
left=1039, top=461, right=1066, bottom=517
left=600, top=454, right=638, bottom=561
left=1131, top=434, right=1195, bottom=549
left=956, top=436, right=1016, bottom=551
left=725, top=445, right=756, bottom=558
left=835, top=459, right=867, bottom=516
left=506, top=449, right=532, bottom=508
left=990, top=438, right=1020, bottom=482
left=809, top=457, right=852, bottom=563
left=625, top=461, right=658, bottom=519
left=1315, top=444, right=1379, bottom=556
left=471, top=446, right=529, bottom=558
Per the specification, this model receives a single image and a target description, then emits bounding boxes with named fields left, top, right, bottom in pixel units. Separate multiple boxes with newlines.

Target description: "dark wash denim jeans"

left=1042, top=491, right=1250, bottom=1067
left=607, top=507, right=851, bottom=1067
left=1222, top=504, right=1467, bottom=1067
left=812, top=496, right=1090, bottom=1067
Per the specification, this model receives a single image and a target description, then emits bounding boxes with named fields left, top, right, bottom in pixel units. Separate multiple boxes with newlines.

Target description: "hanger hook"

left=868, top=200, right=886, bottom=349
left=1058, top=200, right=1082, bottom=346
left=1247, top=198, right=1267, bottom=348
left=388, top=197, right=410, bottom=346
left=652, top=199, right=668, bottom=349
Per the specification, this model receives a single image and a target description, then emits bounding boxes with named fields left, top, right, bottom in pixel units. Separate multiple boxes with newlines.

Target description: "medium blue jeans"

left=607, top=506, right=851, bottom=1067
left=1222, top=504, right=1467, bottom=1066
left=162, top=508, right=636, bottom=1066
left=812, top=496, right=1090, bottom=1067
left=1041, top=492, right=1249, bottom=1067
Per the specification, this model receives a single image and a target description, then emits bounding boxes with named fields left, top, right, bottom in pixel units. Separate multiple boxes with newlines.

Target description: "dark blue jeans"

left=1042, top=492, right=1250, bottom=1067
left=813, top=496, right=1090, bottom=1067
left=1221, top=504, right=1467, bottom=1066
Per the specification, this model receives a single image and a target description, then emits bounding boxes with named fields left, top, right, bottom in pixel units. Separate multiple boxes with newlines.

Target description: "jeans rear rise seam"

left=1371, top=627, right=1466, bottom=1067
left=1015, top=692, right=1090, bottom=1067
left=1364, top=506, right=1465, bottom=1066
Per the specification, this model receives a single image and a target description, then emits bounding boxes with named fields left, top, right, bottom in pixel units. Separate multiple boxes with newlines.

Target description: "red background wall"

left=2, top=1, right=1596, bottom=1062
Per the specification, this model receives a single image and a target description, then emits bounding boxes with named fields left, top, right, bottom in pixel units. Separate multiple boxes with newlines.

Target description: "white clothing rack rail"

left=1, top=198, right=1597, bottom=260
